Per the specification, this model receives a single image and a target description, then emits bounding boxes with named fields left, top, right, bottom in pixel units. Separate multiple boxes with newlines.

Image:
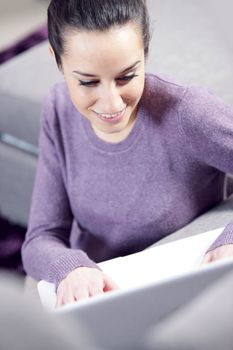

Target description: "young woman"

left=22, top=0, right=233, bottom=307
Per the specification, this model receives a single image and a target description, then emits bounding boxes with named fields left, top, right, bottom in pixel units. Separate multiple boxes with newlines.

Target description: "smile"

left=91, top=106, right=127, bottom=122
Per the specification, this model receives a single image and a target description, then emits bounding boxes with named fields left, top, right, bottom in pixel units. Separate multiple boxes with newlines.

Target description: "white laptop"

left=38, top=228, right=233, bottom=350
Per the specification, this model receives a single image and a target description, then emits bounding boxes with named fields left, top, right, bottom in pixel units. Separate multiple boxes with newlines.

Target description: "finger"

left=103, top=275, right=119, bottom=292
left=56, top=292, right=75, bottom=307
left=201, top=252, right=213, bottom=265
left=56, top=285, right=67, bottom=308
left=56, top=292, right=64, bottom=308
left=89, top=285, right=104, bottom=298
left=74, top=288, right=89, bottom=302
left=56, top=281, right=67, bottom=308
left=62, top=288, right=75, bottom=305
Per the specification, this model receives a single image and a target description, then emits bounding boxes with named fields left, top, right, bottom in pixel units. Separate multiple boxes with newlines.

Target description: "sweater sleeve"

left=178, top=86, right=233, bottom=251
left=21, top=89, right=99, bottom=287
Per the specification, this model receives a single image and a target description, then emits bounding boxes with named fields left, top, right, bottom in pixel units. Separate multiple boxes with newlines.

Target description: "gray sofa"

left=0, top=0, right=233, bottom=229
left=0, top=43, right=61, bottom=226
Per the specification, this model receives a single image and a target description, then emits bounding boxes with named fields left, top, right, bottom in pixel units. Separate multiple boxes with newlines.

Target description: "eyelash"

left=78, top=74, right=138, bottom=87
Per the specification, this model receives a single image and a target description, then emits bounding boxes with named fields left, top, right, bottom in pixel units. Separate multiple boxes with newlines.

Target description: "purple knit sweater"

left=22, top=73, right=233, bottom=286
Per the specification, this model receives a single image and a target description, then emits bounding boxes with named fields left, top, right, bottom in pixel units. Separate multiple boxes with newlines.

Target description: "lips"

left=100, top=110, right=124, bottom=119
left=93, top=106, right=127, bottom=123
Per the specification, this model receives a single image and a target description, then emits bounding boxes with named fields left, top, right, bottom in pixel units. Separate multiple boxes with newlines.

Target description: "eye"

left=78, top=73, right=138, bottom=88
left=78, top=80, right=100, bottom=87
left=117, top=73, right=138, bottom=84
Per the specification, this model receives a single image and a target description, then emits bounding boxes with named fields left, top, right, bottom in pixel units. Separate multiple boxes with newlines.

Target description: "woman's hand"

left=56, top=267, right=119, bottom=308
left=202, top=244, right=233, bottom=264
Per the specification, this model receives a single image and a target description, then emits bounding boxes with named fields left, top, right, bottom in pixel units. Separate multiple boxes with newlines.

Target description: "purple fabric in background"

left=0, top=218, right=26, bottom=274
left=0, top=24, right=47, bottom=274
left=0, top=24, right=47, bottom=64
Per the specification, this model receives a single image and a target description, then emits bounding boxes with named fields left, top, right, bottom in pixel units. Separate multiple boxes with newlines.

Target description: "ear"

left=48, top=45, right=63, bottom=73
left=48, top=44, right=55, bottom=57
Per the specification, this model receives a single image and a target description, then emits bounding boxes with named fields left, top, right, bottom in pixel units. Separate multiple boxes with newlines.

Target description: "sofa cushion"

left=0, top=41, right=62, bottom=146
left=0, top=142, right=37, bottom=226
left=147, top=0, right=233, bottom=106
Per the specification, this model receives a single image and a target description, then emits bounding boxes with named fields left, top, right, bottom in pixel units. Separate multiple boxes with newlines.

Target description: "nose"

left=96, top=83, right=125, bottom=114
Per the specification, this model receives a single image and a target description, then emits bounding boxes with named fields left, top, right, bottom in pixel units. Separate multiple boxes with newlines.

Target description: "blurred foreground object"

left=0, top=271, right=100, bottom=350
left=145, top=270, right=233, bottom=350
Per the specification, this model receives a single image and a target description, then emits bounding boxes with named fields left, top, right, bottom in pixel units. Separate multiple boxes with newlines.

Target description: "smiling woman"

left=60, top=25, right=145, bottom=143
left=47, top=0, right=149, bottom=143
left=22, top=0, right=233, bottom=308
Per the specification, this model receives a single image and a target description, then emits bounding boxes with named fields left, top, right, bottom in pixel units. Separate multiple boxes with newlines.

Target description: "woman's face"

left=59, top=23, right=145, bottom=143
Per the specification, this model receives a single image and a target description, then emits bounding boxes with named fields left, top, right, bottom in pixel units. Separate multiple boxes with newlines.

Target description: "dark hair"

left=48, top=0, right=151, bottom=67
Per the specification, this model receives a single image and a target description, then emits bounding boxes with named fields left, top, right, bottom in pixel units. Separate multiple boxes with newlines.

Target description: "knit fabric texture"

left=22, top=73, right=233, bottom=286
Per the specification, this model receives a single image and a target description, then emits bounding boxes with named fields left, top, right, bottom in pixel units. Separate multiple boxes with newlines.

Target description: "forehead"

left=62, top=23, right=144, bottom=73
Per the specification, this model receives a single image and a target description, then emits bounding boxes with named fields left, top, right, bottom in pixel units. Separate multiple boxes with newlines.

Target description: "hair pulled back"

left=48, top=0, right=151, bottom=67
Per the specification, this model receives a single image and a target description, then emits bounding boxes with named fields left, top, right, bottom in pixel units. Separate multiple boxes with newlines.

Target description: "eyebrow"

left=72, top=60, right=141, bottom=77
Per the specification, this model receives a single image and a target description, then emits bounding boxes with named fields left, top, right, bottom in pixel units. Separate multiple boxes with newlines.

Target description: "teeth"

left=100, top=112, right=119, bottom=119
left=99, top=108, right=126, bottom=119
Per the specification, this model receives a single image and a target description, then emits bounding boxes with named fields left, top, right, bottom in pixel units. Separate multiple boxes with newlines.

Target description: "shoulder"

left=144, top=73, right=187, bottom=100
left=143, top=73, right=233, bottom=148
left=142, top=73, right=188, bottom=119
left=144, top=73, right=227, bottom=110
left=145, top=73, right=233, bottom=125
left=177, top=83, right=233, bottom=134
left=44, top=81, right=73, bottom=112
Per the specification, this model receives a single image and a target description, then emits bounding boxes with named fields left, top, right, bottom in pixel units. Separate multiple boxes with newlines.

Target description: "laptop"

left=56, top=257, right=233, bottom=350
left=40, top=228, right=233, bottom=350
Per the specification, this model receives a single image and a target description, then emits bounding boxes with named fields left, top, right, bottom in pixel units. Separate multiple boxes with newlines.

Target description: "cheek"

left=68, top=83, right=95, bottom=112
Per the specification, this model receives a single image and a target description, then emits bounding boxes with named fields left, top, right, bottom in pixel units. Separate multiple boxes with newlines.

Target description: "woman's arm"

left=178, top=86, right=233, bottom=260
left=21, top=89, right=98, bottom=287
